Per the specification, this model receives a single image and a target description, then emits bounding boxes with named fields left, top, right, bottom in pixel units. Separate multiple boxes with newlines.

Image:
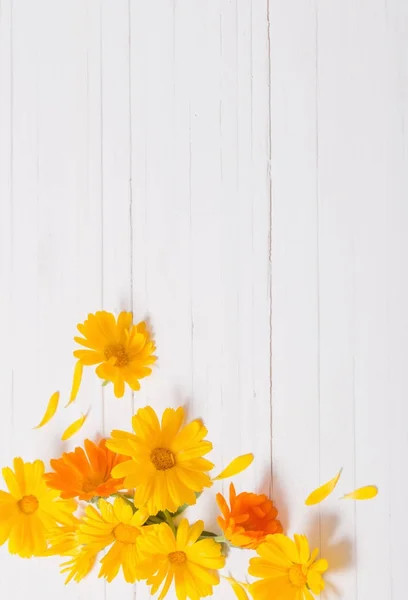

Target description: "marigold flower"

left=0, top=458, right=77, bottom=558
left=43, top=521, right=81, bottom=556
left=249, top=533, right=328, bottom=600
left=45, top=439, right=127, bottom=501
left=216, top=483, right=282, bottom=549
left=106, top=406, right=214, bottom=515
left=44, top=518, right=99, bottom=583
left=75, top=497, right=150, bottom=583
left=61, top=548, right=99, bottom=584
left=138, top=519, right=225, bottom=599
left=72, top=311, right=156, bottom=399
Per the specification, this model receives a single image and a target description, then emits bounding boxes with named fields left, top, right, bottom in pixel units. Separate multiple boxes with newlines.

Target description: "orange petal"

left=61, top=413, right=88, bottom=441
left=66, top=361, right=83, bottom=407
left=33, top=391, right=60, bottom=429
left=213, top=454, right=254, bottom=481
left=342, top=485, right=378, bottom=500
left=305, top=469, right=342, bottom=506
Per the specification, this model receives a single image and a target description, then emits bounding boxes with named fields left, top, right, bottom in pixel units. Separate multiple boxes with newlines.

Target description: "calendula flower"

left=44, top=519, right=98, bottom=583
left=44, top=439, right=127, bottom=501
left=76, top=497, right=149, bottom=583
left=138, top=519, right=225, bottom=599
left=0, top=458, right=77, bottom=558
left=43, top=520, right=81, bottom=556
left=216, top=483, right=282, bottom=549
left=107, top=406, right=214, bottom=514
left=61, top=548, right=99, bottom=584
left=249, top=534, right=328, bottom=600
left=72, top=311, right=156, bottom=399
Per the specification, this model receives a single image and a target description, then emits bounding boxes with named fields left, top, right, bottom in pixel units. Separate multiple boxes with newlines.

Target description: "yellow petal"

left=61, top=413, right=88, bottom=441
left=213, top=453, right=254, bottom=481
left=342, top=485, right=378, bottom=500
left=66, top=361, right=83, bottom=407
left=224, top=577, right=250, bottom=600
left=305, top=469, right=342, bottom=506
left=33, top=391, right=60, bottom=429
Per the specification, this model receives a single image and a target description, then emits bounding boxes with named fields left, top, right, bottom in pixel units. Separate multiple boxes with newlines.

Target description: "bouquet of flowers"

left=0, top=311, right=377, bottom=599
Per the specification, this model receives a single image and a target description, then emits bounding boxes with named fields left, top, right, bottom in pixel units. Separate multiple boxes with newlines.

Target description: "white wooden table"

left=0, top=1, right=407, bottom=599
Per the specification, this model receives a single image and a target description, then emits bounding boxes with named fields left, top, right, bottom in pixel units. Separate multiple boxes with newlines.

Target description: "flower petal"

left=66, top=361, right=83, bottom=407
left=33, top=391, right=59, bottom=429
left=307, top=569, right=325, bottom=593
left=305, top=469, right=342, bottom=506
left=310, top=558, right=329, bottom=573
left=294, top=534, right=310, bottom=563
left=224, top=577, right=250, bottom=600
left=342, top=485, right=378, bottom=500
left=61, top=413, right=88, bottom=441
left=213, top=454, right=254, bottom=481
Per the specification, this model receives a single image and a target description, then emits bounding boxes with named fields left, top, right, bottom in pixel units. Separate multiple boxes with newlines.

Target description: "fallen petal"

left=33, top=391, right=60, bottom=429
left=305, top=469, right=342, bottom=506
left=213, top=454, right=254, bottom=481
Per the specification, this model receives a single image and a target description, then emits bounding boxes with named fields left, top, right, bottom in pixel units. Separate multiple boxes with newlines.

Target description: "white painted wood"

left=0, top=1, right=407, bottom=599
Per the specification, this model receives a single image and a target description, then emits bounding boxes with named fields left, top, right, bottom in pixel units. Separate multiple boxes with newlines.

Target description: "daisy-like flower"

left=72, top=311, right=156, bottom=399
left=76, top=497, right=150, bottom=583
left=138, top=519, right=225, bottom=600
left=61, top=549, right=99, bottom=584
left=249, top=533, right=328, bottom=600
left=106, top=406, right=214, bottom=515
left=0, top=458, right=77, bottom=558
left=43, top=520, right=81, bottom=556
left=216, top=483, right=282, bottom=549
left=44, top=518, right=99, bottom=584
left=44, top=439, right=127, bottom=501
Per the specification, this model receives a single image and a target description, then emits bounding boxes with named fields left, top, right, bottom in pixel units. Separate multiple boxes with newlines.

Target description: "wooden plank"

left=269, top=0, right=320, bottom=545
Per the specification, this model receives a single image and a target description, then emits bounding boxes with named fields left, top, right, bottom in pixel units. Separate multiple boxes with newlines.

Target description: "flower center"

left=82, top=475, right=103, bottom=493
left=168, top=551, right=187, bottom=565
left=113, top=523, right=139, bottom=544
left=104, top=344, right=129, bottom=368
left=18, top=495, right=39, bottom=515
left=150, top=447, right=175, bottom=471
left=288, top=565, right=307, bottom=588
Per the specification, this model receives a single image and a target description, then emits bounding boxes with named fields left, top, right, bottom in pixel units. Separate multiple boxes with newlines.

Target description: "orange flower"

left=45, top=439, right=127, bottom=501
left=216, top=483, right=283, bottom=549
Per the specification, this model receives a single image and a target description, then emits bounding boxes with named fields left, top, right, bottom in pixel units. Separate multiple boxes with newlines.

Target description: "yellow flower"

left=76, top=497, right=150, bottom=583
left=107, top=406, right=214, bottom=515
left=43, top=521, right=80, bottom=556
left=138, top=519, right=225, bottom=600
left=44, top=519, right=99, bottom=583
left=72, top=311, right=156, bottom=399
left=0, top=458, right=77, bottom=558
left=61, top=548, right=99, bottom=584
left=249, top=534, right=328, bottom=600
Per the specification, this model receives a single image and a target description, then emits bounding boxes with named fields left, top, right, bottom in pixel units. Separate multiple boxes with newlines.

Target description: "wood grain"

left=0, top=1, right=407, bottom=599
